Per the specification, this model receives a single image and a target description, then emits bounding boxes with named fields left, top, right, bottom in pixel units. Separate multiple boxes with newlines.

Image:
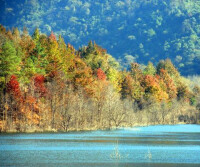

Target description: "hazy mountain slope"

left=0, top=0, right=200, bottom=75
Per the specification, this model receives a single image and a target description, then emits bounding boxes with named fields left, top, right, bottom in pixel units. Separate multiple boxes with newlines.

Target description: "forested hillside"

left=0, top=0, right=200, bottom=75
left=0, top=25, right=200, bottom=132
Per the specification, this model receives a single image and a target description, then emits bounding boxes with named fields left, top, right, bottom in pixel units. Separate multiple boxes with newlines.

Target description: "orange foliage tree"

left=158, top=68, right=177, bottom=100
left=141, top=74, right=168, bottom=101
left=97, top=68, right=106, bottom=80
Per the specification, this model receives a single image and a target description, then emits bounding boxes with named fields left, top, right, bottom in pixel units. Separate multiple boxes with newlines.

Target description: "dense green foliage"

left=0, top=25, right=200, bottom=132
left=1, top=0, right=200, bottom=75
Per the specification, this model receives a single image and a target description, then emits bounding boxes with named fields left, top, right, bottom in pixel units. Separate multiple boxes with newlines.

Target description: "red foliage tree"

left=7, top=75, right=21, bottom=98
left=97, top=68, right=106, bottom=80
left=34, top=75, right=47, bottom=97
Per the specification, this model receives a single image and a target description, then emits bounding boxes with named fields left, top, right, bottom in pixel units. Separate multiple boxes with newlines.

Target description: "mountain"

left=0, top=0, right=200, bottom=75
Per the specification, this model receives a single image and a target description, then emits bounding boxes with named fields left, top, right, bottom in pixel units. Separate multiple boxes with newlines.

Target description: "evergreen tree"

left=86, top=40, right=95, bottom=55
left=32, top=27, right=40, bottom=42
left=0, top=41, right=21, bottom=84
left=31, top=28, right=47, bottom=75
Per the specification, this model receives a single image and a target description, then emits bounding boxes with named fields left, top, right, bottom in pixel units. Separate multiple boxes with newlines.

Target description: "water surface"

left=0, top=125, right=200, bottom=167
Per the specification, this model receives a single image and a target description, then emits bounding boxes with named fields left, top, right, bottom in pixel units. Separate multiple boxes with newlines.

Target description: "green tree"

left=143, top=62, right=156, bottom=75
left=20, top=57, right=37, bottom=83
left=31, top=28, right=47, bottom=75
left=106, top=67, right=122, bottom=92
left=86, top=40, right=95, bottom=55
left=32, top=27, right=40, bottom=42
left=0, top=41, right=21, bottom=84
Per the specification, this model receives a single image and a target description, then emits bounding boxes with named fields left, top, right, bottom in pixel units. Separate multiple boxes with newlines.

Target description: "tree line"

left=0, top=25, right=200, bottom=132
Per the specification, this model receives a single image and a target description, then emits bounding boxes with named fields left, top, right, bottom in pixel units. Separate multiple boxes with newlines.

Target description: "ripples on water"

left=0, top=125, right=200, bottom=167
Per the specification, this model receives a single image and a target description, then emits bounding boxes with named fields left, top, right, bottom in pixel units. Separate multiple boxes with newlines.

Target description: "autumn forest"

left=0, top=25, right=200, bottom=132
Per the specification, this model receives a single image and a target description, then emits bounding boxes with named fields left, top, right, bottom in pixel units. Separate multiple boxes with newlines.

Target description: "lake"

left=0, top=125, right=200, bottom=167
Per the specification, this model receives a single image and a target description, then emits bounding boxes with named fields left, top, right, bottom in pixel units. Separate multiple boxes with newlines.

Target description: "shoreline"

left=1, top=122, right=196, bottom=134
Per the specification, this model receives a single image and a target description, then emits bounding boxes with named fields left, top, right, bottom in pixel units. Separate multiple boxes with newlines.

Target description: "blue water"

left=0, top=125, right=200, bottom=167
